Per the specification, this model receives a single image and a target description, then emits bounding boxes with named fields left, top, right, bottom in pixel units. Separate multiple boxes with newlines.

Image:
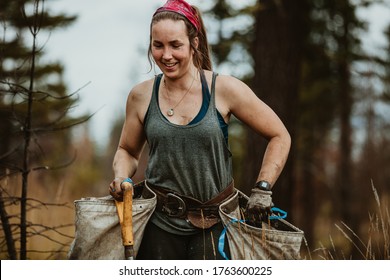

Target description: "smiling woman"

left=109, top=0, right=291, bottom=260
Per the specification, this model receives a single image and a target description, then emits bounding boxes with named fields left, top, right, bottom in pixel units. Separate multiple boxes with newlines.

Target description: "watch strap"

left=254, top=180, right=271, bottom=191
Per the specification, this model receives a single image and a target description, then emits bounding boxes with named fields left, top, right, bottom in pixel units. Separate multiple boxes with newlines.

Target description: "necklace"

left=164, top=75, right=195, bottom=117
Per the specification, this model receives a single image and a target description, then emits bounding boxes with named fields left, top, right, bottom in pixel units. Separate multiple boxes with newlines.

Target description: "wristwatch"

left=254, top=180, right=271, bottom=191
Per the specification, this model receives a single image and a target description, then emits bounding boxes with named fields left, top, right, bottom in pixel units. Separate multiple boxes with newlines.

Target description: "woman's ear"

left=193, top=36, right=199, bottom=52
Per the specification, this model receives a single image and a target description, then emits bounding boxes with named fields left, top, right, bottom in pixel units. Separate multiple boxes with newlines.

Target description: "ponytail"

left=191, top=6, right=212, bottom=71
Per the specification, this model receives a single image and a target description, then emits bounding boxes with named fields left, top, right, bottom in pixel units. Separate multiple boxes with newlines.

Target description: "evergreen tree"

left=0, top=0, right=79, bottom=175
left=0, top=0, right=90, bottom=259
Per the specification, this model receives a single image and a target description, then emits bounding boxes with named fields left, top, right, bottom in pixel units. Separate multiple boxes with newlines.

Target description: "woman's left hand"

left=245, top=188, right=273, bottom=224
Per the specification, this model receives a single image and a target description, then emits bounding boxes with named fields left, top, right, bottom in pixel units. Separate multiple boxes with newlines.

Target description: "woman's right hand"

left=109, top=177, right=126, bottom=201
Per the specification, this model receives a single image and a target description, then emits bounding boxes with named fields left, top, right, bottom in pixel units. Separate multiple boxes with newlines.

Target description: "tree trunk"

left=334, top=4, right=361, bottom=258
left=243, top=0, right=307, bottom=221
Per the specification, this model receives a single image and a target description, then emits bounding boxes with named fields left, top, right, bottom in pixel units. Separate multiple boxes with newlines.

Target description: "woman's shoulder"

left=130, top=77, right=156, bottom=97
left=212, top=72, right=249, bottom=96
left=200, top=70, right=241, bottom=86
left=124, top=76, right=157, bottom=122
left=202, top=70, right=240, bottom=87
left=126, top=76, right=157, bottom=104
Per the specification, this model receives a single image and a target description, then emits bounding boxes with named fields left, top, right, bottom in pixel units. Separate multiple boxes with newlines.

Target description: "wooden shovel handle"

left=122, top=187, right=134, bottom=246
left=115, top=182, right=134, bottom=246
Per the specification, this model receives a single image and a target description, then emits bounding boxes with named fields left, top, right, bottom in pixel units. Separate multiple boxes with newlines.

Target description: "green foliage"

left=0, top=0, right=84, bottom=176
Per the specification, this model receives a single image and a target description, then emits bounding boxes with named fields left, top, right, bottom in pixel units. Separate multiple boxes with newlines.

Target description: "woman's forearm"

left=256, top=133, right=291, bottom=188
left=112, top=147, right=139, bottom=179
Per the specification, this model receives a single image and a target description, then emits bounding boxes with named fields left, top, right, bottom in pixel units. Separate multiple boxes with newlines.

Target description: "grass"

left=312, top=181, right=389, bottom=260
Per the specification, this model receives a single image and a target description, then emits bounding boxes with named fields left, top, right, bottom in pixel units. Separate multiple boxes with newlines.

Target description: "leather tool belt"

left=148, top=181, right=235, bottom=229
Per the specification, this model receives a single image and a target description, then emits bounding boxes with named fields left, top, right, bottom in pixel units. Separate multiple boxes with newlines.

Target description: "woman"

left=109, top=0, right=291, bottom=260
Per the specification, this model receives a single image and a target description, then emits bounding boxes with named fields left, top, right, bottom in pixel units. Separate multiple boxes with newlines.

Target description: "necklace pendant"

left=167, top=108, right=174, bottom=116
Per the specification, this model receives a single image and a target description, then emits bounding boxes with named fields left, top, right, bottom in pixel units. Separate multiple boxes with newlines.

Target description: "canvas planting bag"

left=218, top=190, right=304, bottom=260
left=68, top=181, right=156, bottom=259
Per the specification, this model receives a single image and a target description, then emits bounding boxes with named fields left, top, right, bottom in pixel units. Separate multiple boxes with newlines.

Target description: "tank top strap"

left=210, top=71, right=218, bottom=109
left=189, top=71, right=210, bottom=124
left=144, top=74, right=163, bottom=126
left=154, top=74, right=163, bottom=101
left=201, top=70, right=218, bottom=109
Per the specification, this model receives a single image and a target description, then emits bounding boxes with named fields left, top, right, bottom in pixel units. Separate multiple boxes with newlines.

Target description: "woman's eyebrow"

left=152, top=39, right=183, bottom=44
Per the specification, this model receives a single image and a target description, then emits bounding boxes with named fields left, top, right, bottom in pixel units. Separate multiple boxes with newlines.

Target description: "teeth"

left=165, top=63, right=176, bottom=67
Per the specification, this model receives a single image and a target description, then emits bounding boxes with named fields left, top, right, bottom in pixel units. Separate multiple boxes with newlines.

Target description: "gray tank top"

left=143, top=72, right=233, bottom=234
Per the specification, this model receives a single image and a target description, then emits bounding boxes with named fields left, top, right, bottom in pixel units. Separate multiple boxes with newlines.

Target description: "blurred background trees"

left=1, top=0, right=389, bottom=259
left=0, top=0, right=101, bottom=259
left=201, top=0, right=390, bottom=258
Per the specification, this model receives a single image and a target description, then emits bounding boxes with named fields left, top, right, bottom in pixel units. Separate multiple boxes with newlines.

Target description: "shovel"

left=115, top=182, right=134, bottom=260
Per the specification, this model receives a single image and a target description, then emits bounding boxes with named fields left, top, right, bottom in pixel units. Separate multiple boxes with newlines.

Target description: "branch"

left=28, top=223, right=74, bottom=240
left=0, top=80, right=88, bottom=102
left=0, top=196, right=72, bottom=211
left=0, top=188, right=17, bottom=259
left=25, top=198, right=72, bottom=210
left=30, top=148, right=77, bottom=172
left=0, top=80, right=30, bottom=93
left=26, top=232, right=72, bottom=247
left=0, top=145, right=22, bottom=162
left=31, top=107, right=101, bottom=133
left=24, top=249, right=70, bottom=254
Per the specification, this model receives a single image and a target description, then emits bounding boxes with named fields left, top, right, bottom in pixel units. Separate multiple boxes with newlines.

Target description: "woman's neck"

left=164, top=68, right=199, bottom=91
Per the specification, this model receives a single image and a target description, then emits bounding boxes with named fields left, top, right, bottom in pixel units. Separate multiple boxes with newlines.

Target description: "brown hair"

left=148, top=6, right=212, bottom=71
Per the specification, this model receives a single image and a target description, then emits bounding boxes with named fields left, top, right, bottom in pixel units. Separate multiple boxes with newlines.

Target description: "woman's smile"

left=162, top=61, right=179, bottom=70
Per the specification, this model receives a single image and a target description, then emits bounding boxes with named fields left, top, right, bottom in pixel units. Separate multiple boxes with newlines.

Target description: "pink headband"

left=154, top=0, right=200, bottom=31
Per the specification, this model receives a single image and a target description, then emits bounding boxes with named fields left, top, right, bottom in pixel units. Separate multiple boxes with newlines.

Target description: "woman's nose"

left=162, top=47, right=172, bottom=60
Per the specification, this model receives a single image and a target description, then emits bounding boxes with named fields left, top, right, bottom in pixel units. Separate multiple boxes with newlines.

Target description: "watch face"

left=257, top=181, right=271, bottom=190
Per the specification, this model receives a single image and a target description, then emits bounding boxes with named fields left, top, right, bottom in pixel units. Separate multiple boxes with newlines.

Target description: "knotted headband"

left=153, top=0, right=200, bottom=31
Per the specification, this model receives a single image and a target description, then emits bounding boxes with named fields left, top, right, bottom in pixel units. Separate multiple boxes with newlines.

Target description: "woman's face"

left=151, top=19, right=195, bottom=79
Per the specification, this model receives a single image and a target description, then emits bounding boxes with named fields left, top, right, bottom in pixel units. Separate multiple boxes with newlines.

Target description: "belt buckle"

left=163, top=193, right=187, bottom=218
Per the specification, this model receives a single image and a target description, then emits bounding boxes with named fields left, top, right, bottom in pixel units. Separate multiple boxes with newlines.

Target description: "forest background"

left=1, top=0, right=389, bottom=260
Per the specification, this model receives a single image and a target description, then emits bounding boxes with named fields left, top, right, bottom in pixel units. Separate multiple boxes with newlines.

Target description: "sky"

left=43, top=0, right=390, bottom=149
left=44, top=0, right=159, bottom=148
